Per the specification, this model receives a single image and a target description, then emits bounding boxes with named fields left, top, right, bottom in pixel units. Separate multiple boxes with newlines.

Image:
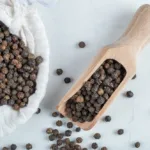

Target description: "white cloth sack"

left=0, top=0, right=49, bottom=137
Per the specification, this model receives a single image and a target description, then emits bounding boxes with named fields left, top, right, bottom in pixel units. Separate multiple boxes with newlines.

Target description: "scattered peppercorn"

left=49, top=134, right=56, bottom=141
left=67, top=122, right=73, bottom=128
left=57, top=133, right=64, bottom=139
left=101, top=147, right=108, bottom=150
left=35, top=56, right=43, bottom=65
left=65, top=130, right=72, bottom=137
left=52, top=112, right=59, bottom=117
left=56, top=69, right=63, bottom=75
left=59, top=113, right=64, bottom=118
left=51, top=144, right=58, bottom=150
left=135, top=142, right=140, bottom=148
left=78, top=41, right=86, bottom=48
left=10, top=144, right=17, bottom=150
left=105, top=116, right=111, bottom=122
left=64, top=77, right=71, bottom=83
left=64, top=138, right=70, bottom=144
left=68, top=141, right=75, bottom=148
left=57, top=139, right=63, bottom=146
left=91, top=143, right=98, bottom=149
left=74, top=144, right=81, bottom=149
left=76, top=127, right=81, bottom=132
left=126, top=91, right=134, bottom=98
left=2, top=147, right=8, bottom=150
left=52, top=129, right=59, bottom=136
left=132, top=74, right=136, bottom=80
left=35, top=108, right=41, bottom=114
left=26, top=143, right=32, bottom=149
left=46, top=128, right=53, bottom=134
left=60, top=147, right=66, bottom=150
left=117, top=129, right=124, bottom=135
left=94, top=133, right=101, bottom=139
left=56, top=120, right=63, bottom=126
left=76, top=137, right=83, bottom=143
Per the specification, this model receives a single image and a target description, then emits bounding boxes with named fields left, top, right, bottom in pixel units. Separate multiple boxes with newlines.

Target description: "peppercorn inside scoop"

left=65, top=59, right=126, bottom=123
left=0, top=21, right=43, bottom=110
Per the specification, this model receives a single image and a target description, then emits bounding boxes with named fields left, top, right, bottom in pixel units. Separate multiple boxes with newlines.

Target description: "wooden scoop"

left=57, top=4, right=150, bottom=130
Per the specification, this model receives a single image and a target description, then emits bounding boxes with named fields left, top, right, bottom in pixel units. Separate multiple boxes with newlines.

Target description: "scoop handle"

left=116, top=4, right=150, bottom=55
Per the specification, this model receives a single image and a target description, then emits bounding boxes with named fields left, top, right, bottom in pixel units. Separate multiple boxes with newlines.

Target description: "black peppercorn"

left=17, top=85, right=22, bottom=91
left=17, top=92, right=25, bottom=99
left=57, top=133, right=64, bottom=139
left=10, top=144, right=17, bottom=150
left=51, top=144, right=58, bottom=150
left=20, top=102, right=26, bottom=108
left=49, top=134, right=56, bottom=141
left=76, top=127, right=81, bottom=132
left=126, top=91, right=134, bottom=98
left=59, top=113, right=64, bottom=118
left=78, top=41, right=86, bottom=48
left=64, top=138, right=70, bottom=144
left=74, top=144, right=82, bottom=149
left=72, top=116, right=78, bottom=122
left=2, top=147, right=8, bottom=150
left=29, top=73, right=36, bottom=81
left=57, top=139, right=63, bottom=146
left=105, top=116, right=111, bottom=122
left=64, top=77, right=71, bottom=83
left=98, top=88, right=104, bottom=95
left=35, top=108, right=41, bottom=114
left=135, top=142, right=140, bottom=148
left=60, top=147, right=66, bottom=150
left=91, top=143, right=98, bottom=149
left=56, top=120, right=63, bottom=126
left=0, top=32, right=4, bottom=39
left=117, top=129, right=124, bottom=135
left=52, top=112, right=59, bottom=117
left=132, top=74, right=136, bottom=80
left=52, top=129, right=59, bottom=136
left=67, top=122, right=73, bottom=128
left=4, top=30, right=9, bottom=36
left=56, top=69, right=63, bottom=75
left=26, top=143, right=32, bottom=149
left=65, top=130, right=72, bottom=137
left=94, top=133, right=101, bottom=139
left=76, top=137, right=83, bottom=143
left=8, top=99, right=15, bottom=106
left=88, top=107, right=95, bottom=113
left=46, top=128, right=53, bottom=134
left=26, top=80, right=34, bottom=87
left=101, top=147, right=108, bottom=150
left=35, top=56, right=43, bottom=65
left=13, top=104, right=20, bottom=110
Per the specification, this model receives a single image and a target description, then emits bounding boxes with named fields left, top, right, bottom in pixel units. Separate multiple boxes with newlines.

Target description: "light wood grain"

left=57, top=4, right=150, bottom=130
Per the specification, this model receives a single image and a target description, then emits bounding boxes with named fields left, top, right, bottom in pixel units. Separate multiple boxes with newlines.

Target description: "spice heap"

left=0, top=21, right=43, bottom=110
left=47, top=112, right=103, bottom=150
left=65, top=59, right=126, bottom=123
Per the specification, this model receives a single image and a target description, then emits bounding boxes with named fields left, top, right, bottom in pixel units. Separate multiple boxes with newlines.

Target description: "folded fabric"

left=0, top=0, right=49, bottom=137
left=17, top=0, right=58, bottom=7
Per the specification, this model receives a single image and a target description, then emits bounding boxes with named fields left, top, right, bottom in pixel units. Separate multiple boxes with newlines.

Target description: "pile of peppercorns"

left=65, top=59, right=126, bottom=123
left=0, top=21, right=43, bottom=110
left=49, top=111, right=105, bottom=150
left=49, top=111, right=140, bottom=150
left=2, top=143, right=32, bottom=150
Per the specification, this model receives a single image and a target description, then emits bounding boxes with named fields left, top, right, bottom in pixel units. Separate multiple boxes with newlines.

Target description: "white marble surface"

left=1, top=0, right=150, bottom=149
